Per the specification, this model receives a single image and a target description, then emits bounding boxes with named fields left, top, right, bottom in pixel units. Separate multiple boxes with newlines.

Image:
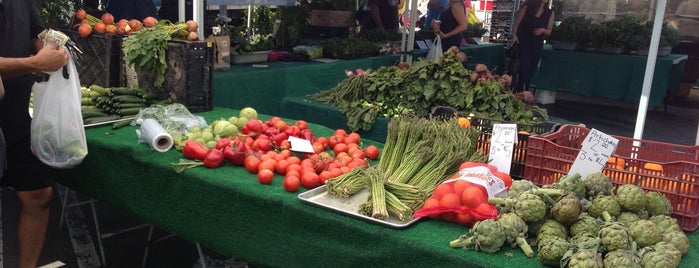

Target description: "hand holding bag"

left=426, top=36, right=443, bottom=61
left=31, top=55, right=88, bottom=168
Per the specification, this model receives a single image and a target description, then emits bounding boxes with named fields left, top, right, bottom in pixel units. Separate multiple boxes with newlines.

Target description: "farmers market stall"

left=212, top=43, right=506, bottom=116
left=55, top=107, right=698, bottom=267
left=530, top=49, right=687, bottom=108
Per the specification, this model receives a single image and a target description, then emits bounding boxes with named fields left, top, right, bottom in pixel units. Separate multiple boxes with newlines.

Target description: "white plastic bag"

left=426, top=36, right=443, bottom=61
left=31, top=56, right=88, bottom=168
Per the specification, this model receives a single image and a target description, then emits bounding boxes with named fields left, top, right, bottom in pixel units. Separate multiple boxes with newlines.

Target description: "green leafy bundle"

left=311, top=51, right=548, bottom=131
left=122, top=27, right=171, bottom=88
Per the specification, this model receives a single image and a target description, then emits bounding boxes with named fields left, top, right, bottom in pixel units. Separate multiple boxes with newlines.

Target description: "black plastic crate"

left=129, top=40, right=214, bottom=112
left=65, top=30, right=123, bottom=87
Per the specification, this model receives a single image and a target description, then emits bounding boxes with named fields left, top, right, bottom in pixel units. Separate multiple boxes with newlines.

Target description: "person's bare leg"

left=16, top=186, right=53, bottom=268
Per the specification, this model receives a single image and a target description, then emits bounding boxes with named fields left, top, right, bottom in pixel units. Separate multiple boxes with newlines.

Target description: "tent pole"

left=633, top=0, right=667, bottom=140
left=406, top=0, right=418, bottom=63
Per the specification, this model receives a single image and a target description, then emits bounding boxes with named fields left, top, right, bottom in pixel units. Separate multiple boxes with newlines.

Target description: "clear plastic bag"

left=426, top=36, right=443, bottom=61
left=30, top=56, right=88, bottom=168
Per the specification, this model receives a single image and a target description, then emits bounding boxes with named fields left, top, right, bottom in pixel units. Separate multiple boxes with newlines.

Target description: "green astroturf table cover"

left=56, top=107, right=698, bottom=268
left=530, top=49, right=687, bottom=108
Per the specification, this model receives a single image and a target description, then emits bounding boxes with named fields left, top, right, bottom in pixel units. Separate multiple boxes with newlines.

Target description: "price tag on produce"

left=569, top=128, right=619, bottom=178
left=287, top=136, right=315, bottom=153
left=488, top=123, right=518, bottom=174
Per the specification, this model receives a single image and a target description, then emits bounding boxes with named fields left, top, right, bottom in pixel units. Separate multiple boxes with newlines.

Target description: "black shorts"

left=0, top=136, right=53, bottom=191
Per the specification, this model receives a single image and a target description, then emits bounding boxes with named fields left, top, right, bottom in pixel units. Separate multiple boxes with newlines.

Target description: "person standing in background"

left=511, top=0, right=554, bottom=92
left=432, top=0, right=467, bottom=51
left=106, top=0, right=158, bottom=21
left=0, top=0, right=69, bottom=267
left=368, top=0, right=400, bottom=32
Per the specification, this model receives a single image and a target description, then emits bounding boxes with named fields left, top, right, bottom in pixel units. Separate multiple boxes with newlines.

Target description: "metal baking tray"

left=298, top=185, right=421, bottom=229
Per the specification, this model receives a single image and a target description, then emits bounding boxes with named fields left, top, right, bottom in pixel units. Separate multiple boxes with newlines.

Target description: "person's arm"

left=436, top=3, right=468, bottom=39
left=510, top=4, right=527, bottom=44
left=533, top=11, right=555, bottom=37
left=0, top=43, right=69, bottom=79
left=0, top=75, right=4, bottom=100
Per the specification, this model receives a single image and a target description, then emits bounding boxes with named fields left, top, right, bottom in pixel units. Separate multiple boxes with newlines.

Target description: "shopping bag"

left=426, top=36, right=443, bottom=61
left=30, top=56, right=88, bottom=168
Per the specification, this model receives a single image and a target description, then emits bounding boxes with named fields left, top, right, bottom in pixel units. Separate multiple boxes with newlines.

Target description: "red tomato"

left=283, top=176, right=301, bottom=192
left=275, top=159, right=290, bottom=175
left=301, top=172, right=320, bottom=188
left=244, top=155, right=261, bottom=174
left=257, top=169, right=275, bottom=185
left=295, top=120, right=309, bottom=130
left=314, top=137, right=329, bottom=149
left=334, top=128, right=348, bottom=137
left=345, top=132, right=361, bottom=144
left=364, top=145, right=380, bottom=160
left=332, top=143, right=349, bottom=156
left=328, top=135, right=343, bottom=149
left=312, top=142, right=325, bottom=154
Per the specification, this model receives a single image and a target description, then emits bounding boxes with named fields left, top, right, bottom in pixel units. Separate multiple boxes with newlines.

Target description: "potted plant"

left=629, top=22, right=680, bottom=56
left=230, top=27, right=277, bottom=64
left=549, top=16, right=592, bottom=51
left=589, top=16, right=641, bottom=54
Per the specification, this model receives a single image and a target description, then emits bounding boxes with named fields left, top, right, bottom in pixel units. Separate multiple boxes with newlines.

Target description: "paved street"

left=1, top=87, right=698, bottom=268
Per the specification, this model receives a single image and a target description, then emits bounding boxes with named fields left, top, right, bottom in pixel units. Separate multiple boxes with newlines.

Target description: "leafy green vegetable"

left=311, top=52, right=548, bottom=132
left=122, top=27, right=171, bottom=88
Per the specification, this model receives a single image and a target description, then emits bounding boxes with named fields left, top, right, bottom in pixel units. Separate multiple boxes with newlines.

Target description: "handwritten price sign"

left=488, top=124, right=518, bottom=174
left=569, top=128, right=619, bottom=178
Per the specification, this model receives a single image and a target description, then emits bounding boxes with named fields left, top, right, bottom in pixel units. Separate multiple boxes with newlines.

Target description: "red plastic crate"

left=524, top=124, right=699, bottom=231
left=470, top=116, right=559, bottom=180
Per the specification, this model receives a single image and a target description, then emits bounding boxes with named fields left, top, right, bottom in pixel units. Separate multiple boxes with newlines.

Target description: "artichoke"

left=561, top=248, right=603, bottom=268
left=615, top=184, right=647, bottom=212
left=603, top=248, right=643, bottom=268
left=497, top=212, right=535, bottom=258
left=507, top=179, right=539, bottom=198
left=449, top=219, right=506, bottom=253
left=584, top=172, right=614, bottom=198
left=555, top=173, right=586, bottom=198
left=489, top=191, right=548, bottom=223
left=645, top=191, right=673, bottom=216
left=537, top=236, right=570, bottom=266
left=616, top=212, right=640, bottom=228
left=635, top=208, right=650, bottom=220
left=598, top=221, right=633, bottom=252
left=639, top=242, right=682, bottom=268
left=551, top=193, right=583, bottom=225
left=648, top=215, right=682, bottom=234
left=661, top=230, right=690, bottom=255
left=629, top=219, right=662, bottom=248
left=570, top=213, right=602, bottom=238
left=588, top=195, right=621, bottom=222
left=568, top=232, right=601, bottom=251
left=536, top=219, right=569, bottom=246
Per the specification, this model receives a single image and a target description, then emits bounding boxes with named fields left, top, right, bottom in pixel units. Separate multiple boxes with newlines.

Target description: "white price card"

left=488, top=124, right=518, bottom=174
left=287, top=136, right=314, bottom=153
left=569, top=128, right=619, bottom=178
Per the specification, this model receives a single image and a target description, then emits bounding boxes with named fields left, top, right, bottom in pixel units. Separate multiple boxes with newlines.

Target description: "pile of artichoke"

left=448, top=172, right=690, bottom=268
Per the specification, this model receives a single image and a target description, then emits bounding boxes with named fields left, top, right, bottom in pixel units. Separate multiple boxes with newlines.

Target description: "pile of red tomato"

left=181, top=116, right=380, bottom=193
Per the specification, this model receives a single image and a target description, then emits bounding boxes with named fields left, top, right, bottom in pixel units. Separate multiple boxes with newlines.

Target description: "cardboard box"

left=205, top=35, right=231, bottom=71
